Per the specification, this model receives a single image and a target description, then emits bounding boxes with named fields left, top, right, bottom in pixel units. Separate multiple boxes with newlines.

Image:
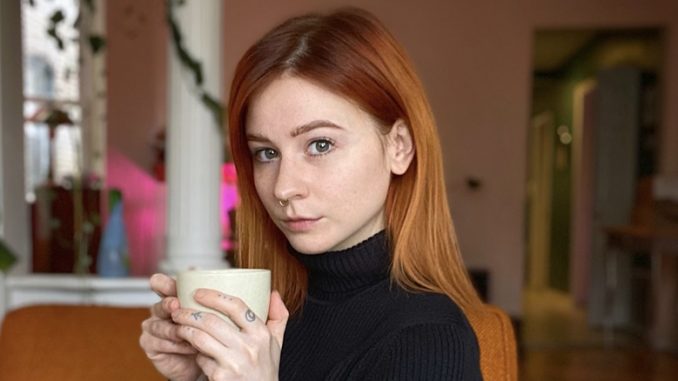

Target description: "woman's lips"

left=283, top=217, right=321, bottom=232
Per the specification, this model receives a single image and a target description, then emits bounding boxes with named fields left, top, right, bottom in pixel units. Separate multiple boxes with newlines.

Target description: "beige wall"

left=108, top=0, right=678, bottom=316
left=107, top=0, right=167, bottom=172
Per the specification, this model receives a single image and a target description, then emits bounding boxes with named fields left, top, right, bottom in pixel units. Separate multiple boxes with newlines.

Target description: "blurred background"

left=1, top=0, right=678, bottom=379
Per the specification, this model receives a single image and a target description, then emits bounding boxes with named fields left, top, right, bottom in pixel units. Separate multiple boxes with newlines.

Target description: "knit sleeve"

left=364, top=323, right=482, bottom=381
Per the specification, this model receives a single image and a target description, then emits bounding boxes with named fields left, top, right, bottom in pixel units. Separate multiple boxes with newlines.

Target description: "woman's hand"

left=139, top=273, right=203, bottom=381
left=171, top=289, right=289, bottom=381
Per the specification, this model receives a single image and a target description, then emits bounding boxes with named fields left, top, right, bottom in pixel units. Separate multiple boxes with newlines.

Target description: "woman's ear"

left=387, top=119, right=415, bottom=175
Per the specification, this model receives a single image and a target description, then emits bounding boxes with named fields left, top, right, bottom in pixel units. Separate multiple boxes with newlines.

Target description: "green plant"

left=37, top=0, right=224, bottom=132
left=166, top=0, right=225, bottom=129
left=35, top=0, right=227, bottom=147
left=32, top=0, right=106, bottom=59
left=0, top=238, right=18, bottom=272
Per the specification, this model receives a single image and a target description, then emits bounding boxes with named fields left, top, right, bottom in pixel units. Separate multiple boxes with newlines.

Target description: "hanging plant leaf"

left=50, top=9, right=65, bottom=24
left=166, top=0, right=227, bottom=159
left=47, top=10, right=66, bottom=51
left=167, top=7, right=203, bottom=85
left=88, top=34, right=106, bottom=54
left=47, top=26, right=65, bottom=51
left=177, top=46, right=203, bottom=85
left=201, top=91, right=225, bottom=128
left=0, top=239, right=18, bottom=273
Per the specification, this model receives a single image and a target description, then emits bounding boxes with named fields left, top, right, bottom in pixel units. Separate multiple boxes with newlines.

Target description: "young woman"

left=140, top=8, right=483, bottom=380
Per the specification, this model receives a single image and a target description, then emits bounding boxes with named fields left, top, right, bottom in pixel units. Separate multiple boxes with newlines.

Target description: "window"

left=21, top=0, right=82, bottom=202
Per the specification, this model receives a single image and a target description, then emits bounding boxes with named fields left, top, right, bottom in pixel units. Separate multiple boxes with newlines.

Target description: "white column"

left=161, top=0, right=227, bottom=273
left=0, top=0, right=30, bottom=275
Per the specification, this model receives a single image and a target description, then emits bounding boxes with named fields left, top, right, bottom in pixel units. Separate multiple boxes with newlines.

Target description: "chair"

left=0, top=305, right=164, bottom=381
left=467, top=304, right=519, bottom=381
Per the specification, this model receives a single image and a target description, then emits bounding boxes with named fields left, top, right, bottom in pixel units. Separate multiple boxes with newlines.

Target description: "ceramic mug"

left=176, top=269, right=271, bottom=327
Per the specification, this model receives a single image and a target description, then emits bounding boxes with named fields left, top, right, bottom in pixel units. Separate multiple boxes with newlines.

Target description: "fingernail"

left=193, top=289, right=206, bottom=299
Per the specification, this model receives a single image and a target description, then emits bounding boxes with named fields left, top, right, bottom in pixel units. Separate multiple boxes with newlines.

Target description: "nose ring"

left=278, top=199, right=289, bottom=207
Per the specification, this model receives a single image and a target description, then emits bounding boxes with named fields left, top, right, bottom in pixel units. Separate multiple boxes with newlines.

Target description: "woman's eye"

left=253, top=148, right=279, bottom=162
left=308, top=139, right=334, bottom=155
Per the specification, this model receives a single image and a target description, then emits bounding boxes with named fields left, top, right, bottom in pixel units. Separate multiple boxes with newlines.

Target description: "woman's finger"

left=142, top=316, right=184, bottom=342
left=139, top=328, right=198, bottom=356
left=195, top=353, right=219, bottom=379
left=172, top=308, right=243, bottom=350
left=150, top=296, right=180, bottom=319
left=266, top=290, right=289, bottom=347
left=174, top=317, right=240, bottom=364
left=192, top=289, right=266, bottom=334
left=150, top=273, right=177, bottom=298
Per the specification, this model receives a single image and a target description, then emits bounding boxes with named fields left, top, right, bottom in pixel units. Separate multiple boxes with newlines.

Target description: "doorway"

left=523, top=28, right=664, bottom=347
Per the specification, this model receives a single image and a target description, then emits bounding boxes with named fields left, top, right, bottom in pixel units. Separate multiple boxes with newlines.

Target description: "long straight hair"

left=228, top=8, right=481, bottom=314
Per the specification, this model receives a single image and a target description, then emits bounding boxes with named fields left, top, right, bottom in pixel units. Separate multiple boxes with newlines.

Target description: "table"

left=604, top=225, right=678, bottom=350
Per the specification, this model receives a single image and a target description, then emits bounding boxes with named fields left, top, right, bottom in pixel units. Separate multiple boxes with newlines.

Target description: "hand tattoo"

left=191, top=311, right=203, bottom=321
left=245, top=309, right=256, bottom=322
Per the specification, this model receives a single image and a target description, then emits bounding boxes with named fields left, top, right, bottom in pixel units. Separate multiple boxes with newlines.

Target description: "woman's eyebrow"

left=247, top=120, right=344, bottom=142
left=246, top=133, right=270, bottom=142
left=290, top=120, right=344, bottom=137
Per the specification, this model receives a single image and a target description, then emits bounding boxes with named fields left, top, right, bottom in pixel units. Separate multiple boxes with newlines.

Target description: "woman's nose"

left=273, top=157, right=308, bottom=203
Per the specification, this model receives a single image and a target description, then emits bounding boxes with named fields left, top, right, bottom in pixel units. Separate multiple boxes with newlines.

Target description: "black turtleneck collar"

left=289, top=231, right=391, bottom=302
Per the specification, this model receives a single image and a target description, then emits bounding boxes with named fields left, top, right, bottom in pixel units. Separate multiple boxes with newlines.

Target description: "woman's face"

left=246, top=75, right=403, bottom=254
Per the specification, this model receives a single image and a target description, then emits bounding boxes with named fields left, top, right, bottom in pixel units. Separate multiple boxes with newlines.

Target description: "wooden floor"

left=520, top=347, right=678, bottom=381
left=518, top=289, right=678, bottom=381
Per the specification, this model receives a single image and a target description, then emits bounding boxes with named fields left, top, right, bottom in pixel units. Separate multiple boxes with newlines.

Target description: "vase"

left=97, top=199, right=129, bottom=277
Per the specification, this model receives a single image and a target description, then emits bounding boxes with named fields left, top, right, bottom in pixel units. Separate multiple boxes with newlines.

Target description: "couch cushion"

left=0, top=305, right=164, bottom=380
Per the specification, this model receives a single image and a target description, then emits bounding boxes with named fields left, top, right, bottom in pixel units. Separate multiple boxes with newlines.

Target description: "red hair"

left=228, top=8, right=481, bottom=314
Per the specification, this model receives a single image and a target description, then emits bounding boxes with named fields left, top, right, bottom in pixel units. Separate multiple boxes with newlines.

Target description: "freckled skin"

left=247, top=75, right=397, bottom=254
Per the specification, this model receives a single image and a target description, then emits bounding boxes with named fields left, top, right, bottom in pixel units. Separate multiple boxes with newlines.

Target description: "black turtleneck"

left=279, top=232, right=482, bottom=380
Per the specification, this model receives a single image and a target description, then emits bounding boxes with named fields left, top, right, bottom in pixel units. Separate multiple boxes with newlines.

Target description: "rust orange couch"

left=0, top=303, right=516, bottom=380
left=0, top=305, right=164, bottom=381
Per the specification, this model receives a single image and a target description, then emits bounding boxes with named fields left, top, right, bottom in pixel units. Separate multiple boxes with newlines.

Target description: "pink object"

left=106, top=148, right=166, bottom=276
left=221, top=162, right=239, bottom=251
left=106, top=149, right=240, bottom=274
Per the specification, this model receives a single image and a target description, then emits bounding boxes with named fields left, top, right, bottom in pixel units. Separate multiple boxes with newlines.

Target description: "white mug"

left=176, top=269, right=271, bottom=326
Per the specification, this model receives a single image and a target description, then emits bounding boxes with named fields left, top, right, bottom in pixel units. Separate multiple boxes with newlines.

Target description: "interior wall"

left=223, top=0, right=678, bottom=316
left=0, top=0, right=30, bottom=274
left=104, top=0, right=678, bottom=316
left=106, top=0, right=168, bottom=275
left=222, top=0, right=532, bottom=316
left=106, top=0, right=167, bottom=173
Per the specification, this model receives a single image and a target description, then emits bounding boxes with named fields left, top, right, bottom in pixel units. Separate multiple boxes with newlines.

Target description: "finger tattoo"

left=245, top=309, right=256, bottom=322
left=191, top=311, right=203, bottom=321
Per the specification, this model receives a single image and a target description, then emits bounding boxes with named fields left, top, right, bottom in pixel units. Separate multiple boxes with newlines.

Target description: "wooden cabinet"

left=30, top=185, right=102, bottom=273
